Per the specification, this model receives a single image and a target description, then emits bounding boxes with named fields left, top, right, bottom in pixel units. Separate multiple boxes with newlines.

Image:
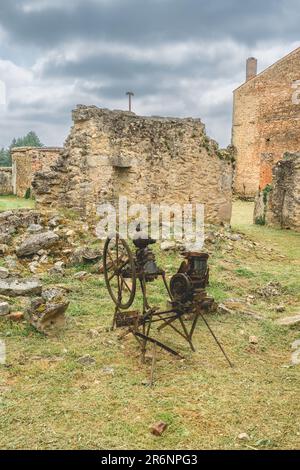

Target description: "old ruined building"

left=0, top=147, right=62, bottom=198
left=0, top=167, right=12, bottom=195
left=254, top=152, right=300, bottom=231
left=32, top=106, right=234, bottom=224
left=232, top=47, right=300, bottom=197
left=11, top=147, right=62, bottom=197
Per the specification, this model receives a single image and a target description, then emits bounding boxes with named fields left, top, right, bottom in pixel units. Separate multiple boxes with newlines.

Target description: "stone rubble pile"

left=0, top=208, right=103, bottom=333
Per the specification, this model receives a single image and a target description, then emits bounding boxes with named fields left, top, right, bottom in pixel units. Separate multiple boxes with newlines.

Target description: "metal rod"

left=134, top=331, right=183, bottom=358
left=199, top=312, right=234, bottom=368
left=150, top=343, right=157, bottom=387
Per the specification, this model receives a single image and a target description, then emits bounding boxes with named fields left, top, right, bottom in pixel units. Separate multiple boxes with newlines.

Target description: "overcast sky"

left=0, top=0, right=299, bottom=149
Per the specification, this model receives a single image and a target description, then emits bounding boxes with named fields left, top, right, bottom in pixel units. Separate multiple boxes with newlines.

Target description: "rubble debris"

left=0, top=278, right=42, bottom=297
left=16, top=231, right=60, bottom=257
left=7, top=312, right=24, bottom=322
left=275, top=305, right=285, bottom=313
left=88, top=328, right=101, bottom=338
left=0, top=267, right=10, bottom=279
left=27, top=224, right=43, bottom=233
left=48, top=261, right=65, bottom=276
left=275, top=315, right=300, bottom=327
left=218, top=300, right=263, bottom=320
left=238, top=433, right=250, bottom=441
left=256, top=281, right=282, bottom=298
left=249, top=335, right=258, bottom=345
left=73, top=271, right=89, bottom=280
left=228, top=234, right=242, bottom=242
left=101, top=366, right=115, bottom=376
left=3, top=256, right=20, bottom=271
left=26, top=287, right=69, bottom=334
left=68, top=246, right=102, bottom=266
left=0, top=302, right=10, bottom=316
left=150, top=421, right=168, bottom=436
left=77, top=354, right=96, bottom=366
left=160, top=241, right=177, bottom=251
left=0, top=244, right=8, bottom=255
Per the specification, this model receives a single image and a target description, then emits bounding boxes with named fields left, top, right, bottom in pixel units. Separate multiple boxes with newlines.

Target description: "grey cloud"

left=0, top=0, right=299, bottom=149
left=0, top=0, right=299, bottom=48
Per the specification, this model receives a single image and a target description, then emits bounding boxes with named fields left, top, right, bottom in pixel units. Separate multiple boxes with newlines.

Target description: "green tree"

left=0, top=147, right=11, bottom=167
left=10, top=131, right=44, bottom=149
left=0, top=131, right=44, bottom=167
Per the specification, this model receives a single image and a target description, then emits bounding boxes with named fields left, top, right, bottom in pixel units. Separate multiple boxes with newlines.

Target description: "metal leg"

left=179, top=316, right=196, bottom=352
left=111, top=306, right=118, bottom=330
left=150, top=343, right=157, bottom=387
left=199, top=311, right=234, bottom=368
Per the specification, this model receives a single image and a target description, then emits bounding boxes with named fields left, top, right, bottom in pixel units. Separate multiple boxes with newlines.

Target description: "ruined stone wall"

left=33, top=106, right=234, bottom=224
left=11, top=147, right=62, bottom=197
left=0, top=167, right=12, bottom=195
left=233, top=47, right=300, bottom=196
left=265, top=153, right=300, bottom=231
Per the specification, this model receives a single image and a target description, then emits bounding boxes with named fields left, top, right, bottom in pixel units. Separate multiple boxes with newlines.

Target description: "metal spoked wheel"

left=103, top=234, right=137, bottom=310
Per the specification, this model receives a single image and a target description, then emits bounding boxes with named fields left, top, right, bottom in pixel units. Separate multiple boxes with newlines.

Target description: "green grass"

left=0, top=195, right=35, bottom=211
left=0, top=201, right=299, bottom=450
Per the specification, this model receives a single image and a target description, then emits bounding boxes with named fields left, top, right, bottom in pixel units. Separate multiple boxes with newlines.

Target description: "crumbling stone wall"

left=266, top=153, right=300, bottom=231
left=11, top=147, right=62, bottom=197
left=0, top=167, right=12, bottom=195
left=233, top=47, right=300, bottom=197
left=254, top=153, right=300, bottom=231
left=33, top=106, right=234, bottom=224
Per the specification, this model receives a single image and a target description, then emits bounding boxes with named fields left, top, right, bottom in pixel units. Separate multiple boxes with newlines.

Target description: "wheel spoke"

left=120, top=274, right=132, bottom=293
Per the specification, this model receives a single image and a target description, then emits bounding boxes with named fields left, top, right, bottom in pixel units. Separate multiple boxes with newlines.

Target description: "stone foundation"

left=33, top=106, right=234, bottom=224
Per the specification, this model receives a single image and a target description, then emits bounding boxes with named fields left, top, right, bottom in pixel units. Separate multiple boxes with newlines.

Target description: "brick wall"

left=33, top=106, right=234, bottom=224
left=233, top=48, right=300, bottom=196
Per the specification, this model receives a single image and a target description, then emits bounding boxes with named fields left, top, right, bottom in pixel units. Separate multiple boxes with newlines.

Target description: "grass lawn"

left=0, top=201, right=299, bottom=450
left=0, top=195, right=35, bottom=211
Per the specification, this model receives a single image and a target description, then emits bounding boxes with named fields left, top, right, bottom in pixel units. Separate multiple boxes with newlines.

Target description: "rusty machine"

left=103, top=232, right=232, bottom=368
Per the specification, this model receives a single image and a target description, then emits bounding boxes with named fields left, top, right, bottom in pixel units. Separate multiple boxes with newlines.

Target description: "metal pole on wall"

left=126, top=91, right=134, bottom=112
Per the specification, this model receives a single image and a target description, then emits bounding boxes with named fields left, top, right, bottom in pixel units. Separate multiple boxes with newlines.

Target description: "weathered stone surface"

left=276, top=315, right=300, bottom=327
left=0, top=278, right=42, bottom=297
left=77, top=354, right=96, bottom=366
left=0, top=267, right=9, bottom=279
left=238, top=433, right=250, bottom=441
left=68, top=246, right=102, bottom=266
left=0, top=167, right=12, bottom=195
left=27, top=224, right=43, bottom=233
left=257, top=282, right=282, bottom=298
left=10, top=147, right=62, bottom=198
left=73, top=271, right=89, bottom=280
left=16, top=231, right=59, bottom=257
left=26, top=288, right=69, bottom=334
left=33, top=106, right=234, bottom=225
left=48, top=261, right=65, bottom=276
left=0, top=302, right=10, bottom=316
left=160, top=240, right=177, bottom=251
left=0, top=244, right=9, bottom=255
left=265, top=153, right=300, bottom=231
